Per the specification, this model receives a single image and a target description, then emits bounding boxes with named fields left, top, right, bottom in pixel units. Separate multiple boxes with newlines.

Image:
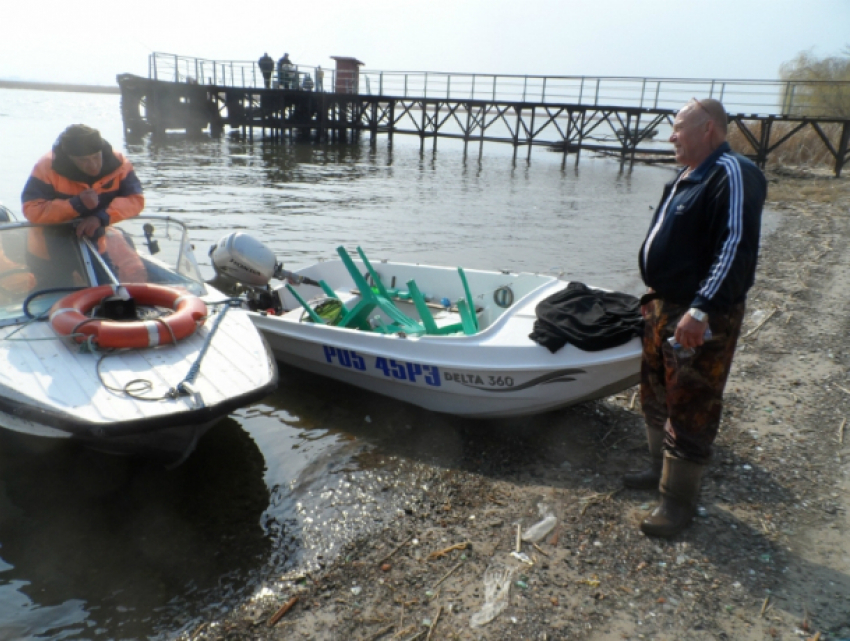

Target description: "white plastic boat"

left=0, top=214, right=277, bottom=465
left=217, top=238, right=640, bottom=418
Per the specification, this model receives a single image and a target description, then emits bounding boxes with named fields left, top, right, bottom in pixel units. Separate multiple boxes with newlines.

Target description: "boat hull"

left=265, top=338, right=638, bottom=417
left=250, top=260, right=641, bottom=418
left=0, top=306, right=277, bottom=465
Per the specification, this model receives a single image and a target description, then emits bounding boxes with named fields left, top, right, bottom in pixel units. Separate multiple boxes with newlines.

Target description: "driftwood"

left=380, top=534, right=414, bottom=564
left=433, top=562, right=463, bottom=589
left=366, top=624, right=394, bottom=641
left=427, top=541, right=470, bottom=561
left=742, top=307, right=778, bottom=339
left=424, top=606, right=443, bottom=641
left=268, top=596, right=298, bottom=627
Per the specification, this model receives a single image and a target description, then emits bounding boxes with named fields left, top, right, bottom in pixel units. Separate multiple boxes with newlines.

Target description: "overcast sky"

left=2, top=0, right=847, bottom=85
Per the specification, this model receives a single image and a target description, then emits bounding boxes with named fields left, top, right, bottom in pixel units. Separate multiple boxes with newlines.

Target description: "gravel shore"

left=189, top=169, right=850, bottom=641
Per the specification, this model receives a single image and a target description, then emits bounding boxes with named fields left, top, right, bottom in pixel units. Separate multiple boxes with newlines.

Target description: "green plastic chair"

left=286, top=247, right=479, bottom=337
left=407, top=280, right=466, bottom=336
left=405, top=268, right=479, bottom=336
left=334, top=246, right=425, bottom=335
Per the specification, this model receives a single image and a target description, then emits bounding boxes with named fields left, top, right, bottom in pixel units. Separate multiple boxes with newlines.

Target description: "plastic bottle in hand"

left=668, top=328, right=712, bottom=358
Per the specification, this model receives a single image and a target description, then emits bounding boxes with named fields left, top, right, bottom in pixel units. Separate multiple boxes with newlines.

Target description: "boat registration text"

left=321, top=345, right=516, bottom=389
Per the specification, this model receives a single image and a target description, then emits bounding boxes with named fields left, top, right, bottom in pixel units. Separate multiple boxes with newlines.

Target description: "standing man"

left=258, top=52, right=274, bottom=88
left=277, top=53, right=294, bottom=89
left=629, top=98, right=766, bottom=538
left=21, top=124, right=145, bottom=283
left=315, top=65, right=324, bottom=92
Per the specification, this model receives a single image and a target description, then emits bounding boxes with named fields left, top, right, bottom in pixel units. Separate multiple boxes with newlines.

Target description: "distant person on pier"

left=315, top=65, right=324, bottom=91
left=21, top=124, right=146, bottom=284
left=301, top=73, right=314, bottom=91
left=628, top=98, right=765, bottom=538
left=277, top=53, right=295, bottom=89
left=258, top=52, right=274, bottom=88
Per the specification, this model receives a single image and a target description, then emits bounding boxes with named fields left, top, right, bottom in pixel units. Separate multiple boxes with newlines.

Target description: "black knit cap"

left=59, top=124, right=103, bottom=157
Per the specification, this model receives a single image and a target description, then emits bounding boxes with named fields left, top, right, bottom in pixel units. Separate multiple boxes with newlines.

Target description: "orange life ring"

left=49, top=284, right=207, bottom=349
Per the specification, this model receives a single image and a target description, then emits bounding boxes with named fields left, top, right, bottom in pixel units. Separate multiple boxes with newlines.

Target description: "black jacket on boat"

left=529, top=282, right=643, bottom=353
left=638, top=142, right=766, bottom=313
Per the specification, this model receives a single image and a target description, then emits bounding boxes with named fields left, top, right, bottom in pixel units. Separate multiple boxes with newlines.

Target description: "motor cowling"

left=209, top=232, right=277, bottom=286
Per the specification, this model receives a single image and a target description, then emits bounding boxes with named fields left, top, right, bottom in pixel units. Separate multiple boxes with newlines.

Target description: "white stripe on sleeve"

left=699, top=154, right=744, bottom=300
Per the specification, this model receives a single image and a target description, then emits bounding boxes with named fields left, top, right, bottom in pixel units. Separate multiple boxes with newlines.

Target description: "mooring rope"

left=93, top=298, right=242, bottom=403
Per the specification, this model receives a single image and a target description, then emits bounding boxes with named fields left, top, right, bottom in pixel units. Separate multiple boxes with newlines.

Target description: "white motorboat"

left=212, top=235, right=641, bottom=418
left=0, top=213, right=277, bottom=465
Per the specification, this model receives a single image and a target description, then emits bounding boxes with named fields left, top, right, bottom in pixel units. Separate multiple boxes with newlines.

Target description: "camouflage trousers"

left=640, top=299, right=746, bottom=464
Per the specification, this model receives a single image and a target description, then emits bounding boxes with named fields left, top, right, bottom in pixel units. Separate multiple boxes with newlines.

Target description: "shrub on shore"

left=727, top=45, right=849, bottom=169
left=779, top=47, right=850, bottom=118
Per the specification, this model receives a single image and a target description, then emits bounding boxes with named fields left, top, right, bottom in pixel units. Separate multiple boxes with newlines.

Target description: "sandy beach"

left=191, top=169, right=850, bottom=641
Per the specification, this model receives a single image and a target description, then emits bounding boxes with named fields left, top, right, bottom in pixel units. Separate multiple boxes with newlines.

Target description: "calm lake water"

left=0, top=88, right=676, bottom=639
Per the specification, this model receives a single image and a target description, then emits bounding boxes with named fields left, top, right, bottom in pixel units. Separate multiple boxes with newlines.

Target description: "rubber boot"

left=622, top=426, right=664, bottom=490
left=640, top=453, right=705, bottom=538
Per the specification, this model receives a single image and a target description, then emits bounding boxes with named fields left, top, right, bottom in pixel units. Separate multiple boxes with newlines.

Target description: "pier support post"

left=836, top=121, right=850, bottom=177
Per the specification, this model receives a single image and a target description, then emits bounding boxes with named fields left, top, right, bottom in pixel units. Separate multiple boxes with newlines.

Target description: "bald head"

left=684, top=98, right=727, bottom=138
left=670, top=98, right=729, bottom=169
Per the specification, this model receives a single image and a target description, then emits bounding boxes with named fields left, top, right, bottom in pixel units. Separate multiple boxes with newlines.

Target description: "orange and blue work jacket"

left=21, top=142, right=144, bottom=260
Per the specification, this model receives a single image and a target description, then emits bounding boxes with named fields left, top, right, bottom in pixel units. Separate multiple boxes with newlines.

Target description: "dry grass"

left=765, top=170, right=850, bottom=204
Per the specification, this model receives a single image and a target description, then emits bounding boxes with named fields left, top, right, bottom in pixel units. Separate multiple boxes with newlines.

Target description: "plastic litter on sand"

left=521, top=515, right=557, bottom=543
left=521, top=504, right=558, bottom=542
left=470, top=563, right=515, bottom=628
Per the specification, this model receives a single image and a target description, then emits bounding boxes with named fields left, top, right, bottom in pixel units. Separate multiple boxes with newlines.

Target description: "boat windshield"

left=0, top=216, right=207, bottom=325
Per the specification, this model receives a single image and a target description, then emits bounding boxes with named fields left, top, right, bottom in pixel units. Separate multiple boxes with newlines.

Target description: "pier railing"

left=149, top=52, right=850, bottom=118
left=149, top=53, right=339, bottom=93
left=361, top=73, right=850, bottom=118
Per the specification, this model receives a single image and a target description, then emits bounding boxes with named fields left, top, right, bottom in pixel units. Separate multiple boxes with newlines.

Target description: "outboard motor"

left=209, top=232, right=320, bottom=315
left=209, top=232, right=278, bottom=287
left=209, top=232, right=283, bottom=314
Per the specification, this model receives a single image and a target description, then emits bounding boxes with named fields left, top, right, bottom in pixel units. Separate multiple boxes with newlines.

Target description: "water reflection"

left=267, top=365, right=601, bottom=473
left=0, top=418, right=271, bottom=639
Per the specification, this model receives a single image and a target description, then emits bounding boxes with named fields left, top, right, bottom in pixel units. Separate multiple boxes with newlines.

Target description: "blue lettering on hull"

left=319, top=345, right=578, bottom=392
left=321, top=345, right=441, bottom=387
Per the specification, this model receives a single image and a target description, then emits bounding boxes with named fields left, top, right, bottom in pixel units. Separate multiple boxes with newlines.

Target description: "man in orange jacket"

left=22, top=124, right=144, bottom=235
left=21, top=124, right=146, bottom=285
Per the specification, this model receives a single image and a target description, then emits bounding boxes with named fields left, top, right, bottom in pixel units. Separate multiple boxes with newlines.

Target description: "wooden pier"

left=117, top=54, right=850, bottom=175
left=118, top=74, right=363, bottom=143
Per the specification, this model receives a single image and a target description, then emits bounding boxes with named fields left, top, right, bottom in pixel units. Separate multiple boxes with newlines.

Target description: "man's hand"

left=76, top=216, right=102, bottom=238
left=80, top=188, right=99, bottom=210
left=673, top=313, right=709, bottom=350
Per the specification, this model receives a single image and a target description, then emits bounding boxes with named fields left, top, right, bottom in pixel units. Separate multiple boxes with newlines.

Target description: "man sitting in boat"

left=0, top=237, right=35, bottom=304
left=21, top=124, right=147, bottom=286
